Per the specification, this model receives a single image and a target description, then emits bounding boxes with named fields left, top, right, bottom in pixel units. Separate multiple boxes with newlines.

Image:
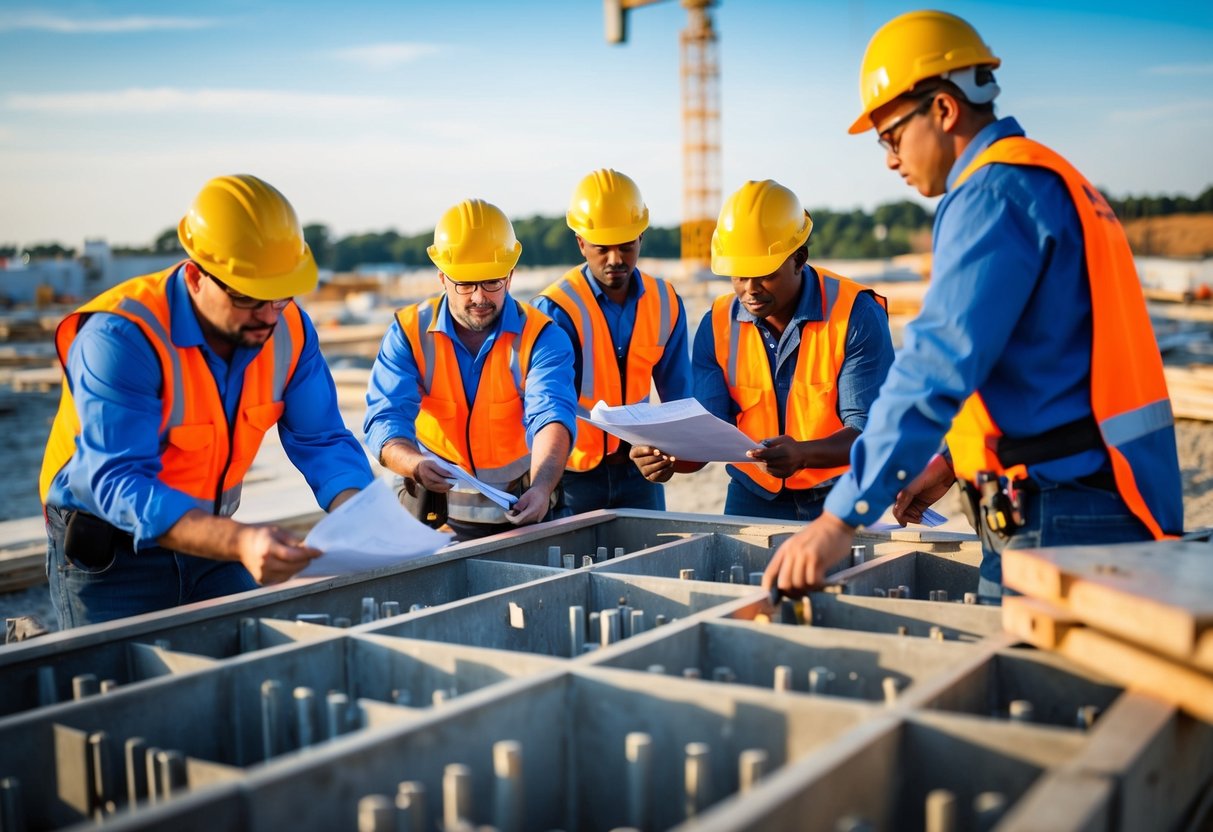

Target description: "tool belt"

left=397, top=472, right=563, bottom=527
left=63, top=510, right=134, bottom=570
left=964, top=414, right=1113, bottom=539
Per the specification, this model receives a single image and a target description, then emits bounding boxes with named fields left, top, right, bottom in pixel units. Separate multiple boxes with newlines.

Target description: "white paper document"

left=588, top=398, right=758, bottom=463
left=421, top=451, right=518, bottom=510
left=299, top=478, right=453, bottom=577
left=865, top=507, right=949, bottom=531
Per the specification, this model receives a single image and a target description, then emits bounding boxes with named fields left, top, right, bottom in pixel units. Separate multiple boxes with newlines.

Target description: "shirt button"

left=855, top=500, right=870, bottom=515
left=897, top=470, right=907, bottom=481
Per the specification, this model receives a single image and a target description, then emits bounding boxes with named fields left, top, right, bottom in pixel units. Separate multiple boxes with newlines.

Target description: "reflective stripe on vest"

left=944, top=136, right=1182, bottom=539
left=39, top=265, right=305, bottom=518
left=397, top=296, right=550, bottom=485
left=537, top=267, right=679, bottom=471
left=712, top=268, right=885, bottom=494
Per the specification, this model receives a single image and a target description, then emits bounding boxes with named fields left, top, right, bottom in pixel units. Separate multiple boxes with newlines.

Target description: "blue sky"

left=1, top=0, right=1211, bottom=249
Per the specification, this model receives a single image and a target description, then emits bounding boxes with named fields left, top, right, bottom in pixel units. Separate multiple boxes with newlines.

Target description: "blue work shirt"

left=46, top=267, right=374, bottom=549
left=693, top=266, right=895, bottom=501
left=531, top=265, right=693, bottom=403
left=363, top=294, right=577, bottom=461
left=825, top=116, right=1105, bottom=527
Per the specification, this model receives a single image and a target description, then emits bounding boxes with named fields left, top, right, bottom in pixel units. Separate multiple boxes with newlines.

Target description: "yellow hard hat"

left=711, top=180, right=813, bottom=278
left=177, top=174, right=317, bottom=299
left=566, top=169, right=650, bottom=246
left=427, top=199, right=522, bottom=282
left=849, top=10, right=1000, bottom=134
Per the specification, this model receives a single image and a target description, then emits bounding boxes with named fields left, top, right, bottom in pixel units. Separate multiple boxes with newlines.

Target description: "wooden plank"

left=1001, top=542, right=1213, bottom=672
left=0, top=544, right=46, bottom=592
left=1003, top=596, right=1213, bottom=722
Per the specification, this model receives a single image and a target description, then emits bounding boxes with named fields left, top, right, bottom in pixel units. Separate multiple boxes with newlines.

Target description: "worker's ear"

left=183, top=262, right=204, bottom=294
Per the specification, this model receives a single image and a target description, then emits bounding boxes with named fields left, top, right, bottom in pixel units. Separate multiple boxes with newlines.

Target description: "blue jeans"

left=723, top=479, right=827, bottom=522
left=560, top=462, right=666, bottom=515
left=972, top=482, right=1152, bottom=604
left=45, top=505, right=258, bottom=629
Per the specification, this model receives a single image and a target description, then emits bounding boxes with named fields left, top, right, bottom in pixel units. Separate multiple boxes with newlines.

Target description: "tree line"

left=5, top=185, right=1210, bottom=265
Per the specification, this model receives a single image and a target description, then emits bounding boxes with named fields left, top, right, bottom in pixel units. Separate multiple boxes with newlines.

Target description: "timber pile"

left=1001, top=543, right=1213, bottom=722
left=1165, top=365, right=1213, bottom=421
left=0, top=543, right=46, bottom=594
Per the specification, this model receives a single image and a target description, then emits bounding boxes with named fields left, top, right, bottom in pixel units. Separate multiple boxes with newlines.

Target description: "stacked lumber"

left=1001, top=542, right=1213, bottom=722
left=1165, top=365, right=1213, bottom=421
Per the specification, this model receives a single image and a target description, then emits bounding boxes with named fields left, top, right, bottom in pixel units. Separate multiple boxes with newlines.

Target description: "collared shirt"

left=47, top=267, right=373, bottom=548
left=693, top=266, right=894, bottom=500
left=825, top=116, right=1103, bottom=526
left=363, top=294, right=577, bottom=459
left=531, top=265, right=693, bottom=402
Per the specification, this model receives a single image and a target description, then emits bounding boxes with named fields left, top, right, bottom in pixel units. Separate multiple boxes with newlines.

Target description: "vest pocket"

left=242, top=401, right=286, bottom=434
left=733, top=384, right=768, bottom=413
left=162, top=423, right=217, bottom=498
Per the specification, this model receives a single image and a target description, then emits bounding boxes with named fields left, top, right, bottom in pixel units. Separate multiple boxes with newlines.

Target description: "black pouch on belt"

left=63, top=511, right=119, bottom=570
left=399, top=478, right=448, bottom=529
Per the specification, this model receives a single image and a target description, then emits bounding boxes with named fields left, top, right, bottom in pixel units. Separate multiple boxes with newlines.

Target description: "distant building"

left=0, top=240, right=179, bottom=306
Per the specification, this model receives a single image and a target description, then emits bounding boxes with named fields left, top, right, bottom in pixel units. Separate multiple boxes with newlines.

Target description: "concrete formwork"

left=0, top=509, right=1209, bottom=832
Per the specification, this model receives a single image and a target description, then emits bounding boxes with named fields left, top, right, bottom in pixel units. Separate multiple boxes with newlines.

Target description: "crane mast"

left=605, top=0, right=721, bottom=271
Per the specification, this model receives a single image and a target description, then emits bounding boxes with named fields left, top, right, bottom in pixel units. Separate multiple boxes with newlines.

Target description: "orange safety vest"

left=397, top=296, right=550, bottom=485
left=945, top=136, right=1182, bottom=539
left=537, top=267, right=680, bottom=471
left=39, top=265, right=305, bottom=517
left=712, top=268, right=886, bottom=494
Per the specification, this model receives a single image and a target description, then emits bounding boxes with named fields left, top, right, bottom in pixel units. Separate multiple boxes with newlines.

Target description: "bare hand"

left=505, top=486, right=550, bottom=526
left=630, top=444, right=677, bottom=483
left=892, top=454, right=955, bottom=526
left=762, top=512, right=855, bottom=597
left=746, top=435, right=805, bottom=479
left=236, top=525, right=321, bottom=585
left=414, top=459, right=455, bottom=493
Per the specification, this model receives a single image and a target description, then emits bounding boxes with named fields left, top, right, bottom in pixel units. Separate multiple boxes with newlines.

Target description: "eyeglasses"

left=206, top=272, right=292, bottom=311
left=877, top=95, right=937, bottom=156
left=446, top=277, right=506, bottom=295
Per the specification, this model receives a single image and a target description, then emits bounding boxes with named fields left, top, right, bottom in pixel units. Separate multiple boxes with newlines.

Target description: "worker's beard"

left=225, top=322, right=276, bottom=348
left=450, top=300, right=501, bottom=333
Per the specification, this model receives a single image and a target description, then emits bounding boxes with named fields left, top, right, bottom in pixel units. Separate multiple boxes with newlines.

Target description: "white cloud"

left=0, top=12, right=217, bottom=34
left=330, top=42, right=442, bottom=71
left=4, top=88, right=400, bottom=117
left=1146, top=63, right=1213, bottom=77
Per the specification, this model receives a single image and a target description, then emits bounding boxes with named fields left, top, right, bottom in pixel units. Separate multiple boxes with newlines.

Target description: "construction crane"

left=604, top=0, right=720, bottom=272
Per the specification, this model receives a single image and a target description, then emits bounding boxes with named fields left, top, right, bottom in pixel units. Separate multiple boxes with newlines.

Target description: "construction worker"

left=631, top=180, right=894, bottom=521
left=40, top=174, right=374, bottom=629
left=532, top=169, right=692, bottom=514
left=364, top=199, right=576, bottom=541
left=765, top=10, right=1183, bottom=600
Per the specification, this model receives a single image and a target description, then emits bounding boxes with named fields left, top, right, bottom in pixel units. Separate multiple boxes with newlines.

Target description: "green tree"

left=154, top=227, right=183, bottom=254
left=24, top=242, right=76, bottom=259
left=304, top=224, right=332, bottom=269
